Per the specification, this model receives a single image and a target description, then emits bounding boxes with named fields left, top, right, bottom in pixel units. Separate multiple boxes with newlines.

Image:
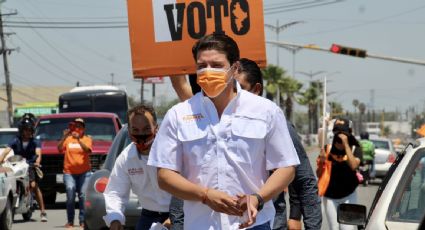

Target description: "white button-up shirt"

left=148, top=87, right=300, bottom=230
left=103, top=143, right=171, bottom=226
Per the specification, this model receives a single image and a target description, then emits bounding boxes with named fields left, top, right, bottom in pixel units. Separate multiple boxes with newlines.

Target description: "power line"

left=9, top=35, right=95, bottom=84
left=15, top=15, right=108, bottom=82
left=4, top=20, right=127, bottom=24
left=264, top=0, right=344, bottom=15
left=290, top=4, right=425, bottom=37
left=4, top=25, right=128, bottom=29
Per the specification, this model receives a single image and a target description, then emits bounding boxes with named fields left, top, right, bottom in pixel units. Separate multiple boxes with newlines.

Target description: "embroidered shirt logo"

left=182, top=113, right=204, bottom=122
left=128, top=167, right=144, bottom=175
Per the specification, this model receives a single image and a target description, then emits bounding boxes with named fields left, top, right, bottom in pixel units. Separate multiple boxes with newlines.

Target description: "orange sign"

left=127, top=0, right=266, bottom=78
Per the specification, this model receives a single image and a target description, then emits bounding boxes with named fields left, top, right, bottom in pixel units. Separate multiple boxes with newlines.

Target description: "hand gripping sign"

left=127, top=0, right=266, bottom=78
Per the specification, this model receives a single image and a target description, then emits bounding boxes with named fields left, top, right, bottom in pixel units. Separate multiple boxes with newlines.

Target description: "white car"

left=370, top=137, right=396, bottom=178
left=338, top=138, right=425, bottom=229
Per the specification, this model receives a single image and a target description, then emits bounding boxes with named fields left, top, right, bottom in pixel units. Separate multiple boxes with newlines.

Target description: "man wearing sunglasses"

left=103, top=104, right=171, bottom=230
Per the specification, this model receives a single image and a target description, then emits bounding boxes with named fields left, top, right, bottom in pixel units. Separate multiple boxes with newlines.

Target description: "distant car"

left=35, top=112, right=122, bottom=205
left=84, top=125, right=140, bottom=230
left=338, top=138, right=425, bottom=229
left=370, top=137, right=396, bottom=178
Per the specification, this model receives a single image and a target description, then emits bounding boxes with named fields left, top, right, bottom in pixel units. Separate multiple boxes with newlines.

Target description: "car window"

left=387, top=148, right=425, bottom=223
left=36, top=117, right=117, bottom=141
left=0, top=131, right=18, bottom=148
left=103, top=125, right=130, bottom=170
left=371, top=140, right=390, bottom=150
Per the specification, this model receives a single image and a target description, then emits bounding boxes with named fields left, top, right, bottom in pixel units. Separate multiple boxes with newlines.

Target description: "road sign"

left=144, top=77, right=164, bottom=84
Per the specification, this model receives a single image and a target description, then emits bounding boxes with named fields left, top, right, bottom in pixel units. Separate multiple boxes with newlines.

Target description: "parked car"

left=35, top=112, right=122, bottom=205
left=370, top=137, right=397, bottom=178
left=338, top=138, right=425, bottom=229
left=84, top=125, right=140, bottom=230
left=0, top=165, right=16, bottom=230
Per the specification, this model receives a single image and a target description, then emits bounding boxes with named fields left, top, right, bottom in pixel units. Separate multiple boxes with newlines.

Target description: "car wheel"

left=0, top=198, right=13, bottom=230
left=43, top=192, right=57, bottom=206
left=22, top=209, right=33, bottom=221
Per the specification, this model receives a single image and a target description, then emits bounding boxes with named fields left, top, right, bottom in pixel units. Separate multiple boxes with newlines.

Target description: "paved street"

left=10, top=146, right=380, bottom=230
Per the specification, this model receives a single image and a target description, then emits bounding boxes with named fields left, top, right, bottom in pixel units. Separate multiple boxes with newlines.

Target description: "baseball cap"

left=74, top=118, right=85, bottom=127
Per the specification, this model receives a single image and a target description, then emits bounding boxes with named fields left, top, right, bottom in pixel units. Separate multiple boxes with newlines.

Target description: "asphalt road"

left=11, top=146, right=380, bottom=230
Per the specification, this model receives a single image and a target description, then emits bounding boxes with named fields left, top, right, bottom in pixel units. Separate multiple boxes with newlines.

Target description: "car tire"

left=22, top=209, right=33, bottom=221
left=0, top=198, right=13, bottom=230
left=43, top=192, right=57, bottom=206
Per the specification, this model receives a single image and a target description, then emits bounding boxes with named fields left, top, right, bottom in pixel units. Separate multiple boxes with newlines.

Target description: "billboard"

left=127, top=0, right=266, bottom=78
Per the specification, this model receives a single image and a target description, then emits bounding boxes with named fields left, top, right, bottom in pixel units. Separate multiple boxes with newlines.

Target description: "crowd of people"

left=0, top=33, right=372, bottom=230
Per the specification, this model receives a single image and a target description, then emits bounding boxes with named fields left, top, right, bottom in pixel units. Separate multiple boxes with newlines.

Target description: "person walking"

left=103, top=104, right=172, bottom=230
left=317, top=118, right=363, bottom=230
left=148, top=33, right=299, bottom=230
left=57, top=118, right=92, bottom=228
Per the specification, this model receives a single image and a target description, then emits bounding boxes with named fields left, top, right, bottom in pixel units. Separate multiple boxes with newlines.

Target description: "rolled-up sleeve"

left=103, top=153, right=131, bottom=226
left=148, top=108, right=183, bottom=172
left=265, top=107, right=300, bottom=170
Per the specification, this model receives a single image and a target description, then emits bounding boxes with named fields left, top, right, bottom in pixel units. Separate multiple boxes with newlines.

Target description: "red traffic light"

left=330, top=44, right=341, bottom=53
left=329, top=43, right=367, bottom=58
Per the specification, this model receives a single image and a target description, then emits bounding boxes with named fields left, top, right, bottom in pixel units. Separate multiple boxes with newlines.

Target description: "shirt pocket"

left=229, top=116, right=267, bottom=164
left=177, top=123, right=211, bottom=166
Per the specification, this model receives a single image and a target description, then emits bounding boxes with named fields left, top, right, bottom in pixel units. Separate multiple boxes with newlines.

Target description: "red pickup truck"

left=35, top=112, right=122, bottom=205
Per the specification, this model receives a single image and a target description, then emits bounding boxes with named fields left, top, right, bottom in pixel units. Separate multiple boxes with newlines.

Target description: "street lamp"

left=265, top=20, right=304, bottom=107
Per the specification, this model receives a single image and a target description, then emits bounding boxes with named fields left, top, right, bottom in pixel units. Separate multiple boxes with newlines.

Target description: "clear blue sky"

left=2, top=0, right=425, bottom=113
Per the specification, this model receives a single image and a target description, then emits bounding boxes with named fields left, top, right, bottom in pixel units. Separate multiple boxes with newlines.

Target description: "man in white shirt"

left=148, top=33, right=300, bottom=230
left=103, top=104, right=171, bottom=230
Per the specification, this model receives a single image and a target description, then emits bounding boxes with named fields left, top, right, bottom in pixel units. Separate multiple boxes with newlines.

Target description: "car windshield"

left=387, top=148, right=425, bottom=223
left=35, top=117, right=116, bottom=141
left=0, top=131, right=17, bottom=148
left=371, top=140, right=390, bottom=150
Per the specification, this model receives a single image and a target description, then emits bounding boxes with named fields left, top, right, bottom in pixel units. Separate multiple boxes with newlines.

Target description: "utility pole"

left=140, top=78, right=144, bottom=103
left=152, top=83, right=156, bottom=107
left=264, top=20, right=304, bottom=107
left=0, top=9, right=17, bottom=127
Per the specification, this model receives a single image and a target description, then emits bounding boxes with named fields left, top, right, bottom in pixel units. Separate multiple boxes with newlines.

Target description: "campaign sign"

left=127, top=0, right=266, bottom=78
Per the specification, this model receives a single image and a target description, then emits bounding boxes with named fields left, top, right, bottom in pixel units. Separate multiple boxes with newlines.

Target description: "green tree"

left=299, top=81, right=322, bottom=134
left=262, top=64, right=283, bottom=102
left=329, top=101, right=344, bottom=116
left=262, top=65, right=302, bottom=121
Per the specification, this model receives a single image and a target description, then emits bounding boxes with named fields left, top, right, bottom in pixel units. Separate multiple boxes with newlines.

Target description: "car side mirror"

left=337, top=203, right=367, bottom=227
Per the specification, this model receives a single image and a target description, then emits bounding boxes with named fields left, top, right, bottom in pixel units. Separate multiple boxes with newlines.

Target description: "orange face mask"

left=196, top=67, right=232, bottom=98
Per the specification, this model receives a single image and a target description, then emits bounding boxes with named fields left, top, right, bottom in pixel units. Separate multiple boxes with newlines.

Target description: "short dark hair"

left=127, top=104, right=157, bottom=124
left=238, top=58, right=263, bottom=88
left=192, top=33, right=240, bottom=65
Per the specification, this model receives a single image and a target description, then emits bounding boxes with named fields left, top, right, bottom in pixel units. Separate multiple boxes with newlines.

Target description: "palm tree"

left=280, top=76, right=303, bottom=121
left=329, top=101, right=344, bottom=116
left=262, top=64, right=283, bottom=102
left=298, top=81, right=322, bottom=134
left=358, top=102, right=366, bottom=133
left=262, top=65, right=302, bottom=121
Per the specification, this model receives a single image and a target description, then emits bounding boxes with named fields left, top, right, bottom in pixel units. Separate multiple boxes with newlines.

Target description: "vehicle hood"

left=41, top=140, right=112, bottom=154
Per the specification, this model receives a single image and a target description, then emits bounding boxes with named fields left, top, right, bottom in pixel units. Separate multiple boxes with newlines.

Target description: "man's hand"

left=204, top=189, right=242, bottom=216
left=237, top=194, right=258, bottom=229
left=110, top=220, right=123, bottom=230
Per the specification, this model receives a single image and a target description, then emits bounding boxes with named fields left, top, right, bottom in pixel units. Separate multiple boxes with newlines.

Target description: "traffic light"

left=330, top=44, right=367, bottom=58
